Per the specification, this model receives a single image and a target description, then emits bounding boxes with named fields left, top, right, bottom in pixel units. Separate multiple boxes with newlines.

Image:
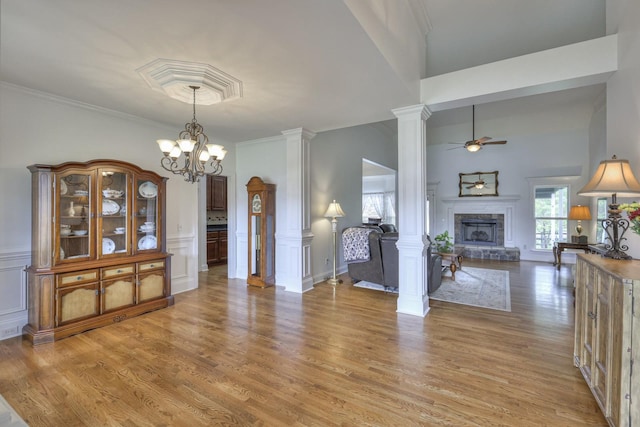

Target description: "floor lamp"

left=324, top=200, right=345, bottom=286
left=578, top=155, right=640, bottom=259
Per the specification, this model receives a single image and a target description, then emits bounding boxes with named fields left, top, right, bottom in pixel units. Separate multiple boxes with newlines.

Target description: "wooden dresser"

left=574, top=254, right=639, bottom=426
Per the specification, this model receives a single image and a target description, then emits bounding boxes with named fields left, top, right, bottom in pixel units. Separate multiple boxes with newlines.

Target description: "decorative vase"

left=67, top=201, right=75, bottom=217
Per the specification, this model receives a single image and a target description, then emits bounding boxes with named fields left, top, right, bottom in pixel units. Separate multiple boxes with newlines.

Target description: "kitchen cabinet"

left=206, top=175, right=227, bottom=211
left=574, top=254, right=639, bottom=427
left=207, top=230, right=227, bottom=266
left=24, top=159, right=173, bottom=345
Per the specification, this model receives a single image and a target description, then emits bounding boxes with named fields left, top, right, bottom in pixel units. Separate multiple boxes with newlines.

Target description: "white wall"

left=309, top=123, right=397, bottom=282
left=426, top=94, right=602, bottom=262
left=0, top=83, right=206, bottom=339
left=605, top=0, right=640, bottom=258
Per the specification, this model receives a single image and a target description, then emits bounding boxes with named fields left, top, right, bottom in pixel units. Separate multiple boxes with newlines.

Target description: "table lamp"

left=568, top=205, right=591, bottom=243
left=578, top=155, right=640, bottom=259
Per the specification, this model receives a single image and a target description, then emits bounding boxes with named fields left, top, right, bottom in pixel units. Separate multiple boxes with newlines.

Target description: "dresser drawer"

left=57, top=269, right=100, bottom=287
left=138, top=260, right=165, bottom=272
left=102, top=264, right=135, bottom=279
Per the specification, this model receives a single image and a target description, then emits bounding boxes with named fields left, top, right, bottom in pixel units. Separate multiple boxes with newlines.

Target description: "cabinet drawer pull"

left=77, top=276, right=83, bottom=281
left=149, top=264, right=155, bottom=268
left=588, top=311, right=597, bottom=320
left=117, top=269, right=122, bottom=273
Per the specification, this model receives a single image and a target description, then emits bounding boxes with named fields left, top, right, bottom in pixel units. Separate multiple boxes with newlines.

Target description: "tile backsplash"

left=207, top=211, right=227, bottom=225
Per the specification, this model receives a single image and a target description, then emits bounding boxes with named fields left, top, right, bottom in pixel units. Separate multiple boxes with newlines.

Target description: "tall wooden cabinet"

left=206, top=175, right=227, bottom=211
left=574, top=254, right=639, bottom=427
left=246, top=177, right=275, bottom=288
left=24, top=160, right=173, bottom=345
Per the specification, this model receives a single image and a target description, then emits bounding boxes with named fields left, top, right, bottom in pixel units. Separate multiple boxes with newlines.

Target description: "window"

left=596, top=198, right=608, bottom=243
left=534, top=186, right=569, bottom=249
left=362, top=192, right=396, bottom=224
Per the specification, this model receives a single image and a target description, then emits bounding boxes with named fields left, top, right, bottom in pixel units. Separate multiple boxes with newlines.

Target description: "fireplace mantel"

left=442, top=195, right=520, bottom=247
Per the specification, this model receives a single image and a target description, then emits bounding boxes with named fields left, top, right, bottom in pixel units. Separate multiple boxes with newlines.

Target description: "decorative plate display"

left=102, top=238, right=116, bottom=255
left=138, top=181, right=158, bottom=198
left=74, top=190, right=88, bottom=196
left=138, top=235, right=157, bottom=250
left=60, top=179, right=68, bottom=195
left=102, top=199, right=120, bottom=215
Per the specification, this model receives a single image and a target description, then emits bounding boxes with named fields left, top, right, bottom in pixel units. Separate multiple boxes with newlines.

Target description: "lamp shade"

left=568, top=205, right=592, bottom=220
left=324, top=200, right=345, bottom=218
left=578, top=156, right=640, bottom=197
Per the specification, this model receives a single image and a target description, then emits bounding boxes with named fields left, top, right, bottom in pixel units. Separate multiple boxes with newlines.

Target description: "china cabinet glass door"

left=98, top=169, right=130, bottom=257
left=58, top=172, right=92, bottom=262
left=135, top=178, right=159, bottom=251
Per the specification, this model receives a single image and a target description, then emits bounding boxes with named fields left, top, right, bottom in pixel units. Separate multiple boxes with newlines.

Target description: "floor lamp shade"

left=324, top=200, right=345, bottom=286
left=578, top=155, right=640, bottom=259
left=324, top=200, right=346, bottom=220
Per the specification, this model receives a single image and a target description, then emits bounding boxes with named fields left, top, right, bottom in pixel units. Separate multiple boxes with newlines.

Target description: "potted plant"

left=433, top=230, right=454, bottom=253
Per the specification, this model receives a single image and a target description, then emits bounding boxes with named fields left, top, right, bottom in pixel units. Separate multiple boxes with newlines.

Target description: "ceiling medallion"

left=137, top=58, right=243, bottom=105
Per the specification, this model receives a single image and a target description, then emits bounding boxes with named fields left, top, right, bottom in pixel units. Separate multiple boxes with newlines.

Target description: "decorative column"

left=279, top=128, right=316, bottom=293
left=392, top=104, right=432, bottom=317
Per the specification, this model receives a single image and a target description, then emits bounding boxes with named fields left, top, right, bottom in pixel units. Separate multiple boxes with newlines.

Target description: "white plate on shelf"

left=60, top=179, right=68, bottom=195
left=102, top=238, right=116, bottom=255
left=138, top=235, right=157, bottom=250
left=102, top=199, right=120, bottom=215
left=138, top=181, right=158, bottom=198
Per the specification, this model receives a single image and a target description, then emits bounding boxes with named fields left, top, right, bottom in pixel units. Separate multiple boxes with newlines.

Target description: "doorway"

left=362, top=159, right=396, bottom=225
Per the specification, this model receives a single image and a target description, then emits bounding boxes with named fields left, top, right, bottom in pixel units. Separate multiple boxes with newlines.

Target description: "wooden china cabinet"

left=24, top=159, right=173, bottom=345
left=246, top=176, right=275, bottom=288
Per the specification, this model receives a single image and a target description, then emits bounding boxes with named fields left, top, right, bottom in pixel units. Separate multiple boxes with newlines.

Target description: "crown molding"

left=1, top=81, right=174, bottom=131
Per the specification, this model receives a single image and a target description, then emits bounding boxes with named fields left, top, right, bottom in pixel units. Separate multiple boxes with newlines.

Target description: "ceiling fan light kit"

left=448, top=105, right=507, bottom=152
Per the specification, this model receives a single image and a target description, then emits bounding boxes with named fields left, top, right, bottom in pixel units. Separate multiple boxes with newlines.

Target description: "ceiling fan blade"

left=466, top=184, right=476, bottom=189
left=475, top=136, right=491, bottom=144
left=481, top=140, right=507, bottom=145
left=447, top=146, right=464, bottom=151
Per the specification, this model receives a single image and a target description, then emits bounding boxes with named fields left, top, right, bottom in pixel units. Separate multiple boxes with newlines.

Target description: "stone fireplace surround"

left=442, top=196, right=520, bottom=261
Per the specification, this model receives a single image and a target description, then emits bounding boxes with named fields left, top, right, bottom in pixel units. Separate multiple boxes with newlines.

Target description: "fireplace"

left=454, top=214, right=504, bottom=246
left=443, top=197, right=519, bottom=261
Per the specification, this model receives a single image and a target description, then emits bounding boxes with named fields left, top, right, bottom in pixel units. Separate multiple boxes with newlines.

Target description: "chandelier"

left=156, top=85, right=226, bottom=183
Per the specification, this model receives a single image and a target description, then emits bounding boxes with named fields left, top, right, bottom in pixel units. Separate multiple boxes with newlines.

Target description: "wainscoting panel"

left=0, top=251, right=29, bottom=340
left=167, top=235, right=198, bottom=295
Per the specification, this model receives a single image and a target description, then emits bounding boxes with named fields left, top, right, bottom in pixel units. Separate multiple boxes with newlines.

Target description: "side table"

left=552, top=241, right=595, bottom=270
left=436, top=247, right=464, bottom=280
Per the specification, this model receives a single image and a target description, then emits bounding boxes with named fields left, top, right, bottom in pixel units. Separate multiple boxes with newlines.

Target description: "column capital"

left=392, top=104, right=432, bottom=121
left=281, top=127, right=317, bottom=141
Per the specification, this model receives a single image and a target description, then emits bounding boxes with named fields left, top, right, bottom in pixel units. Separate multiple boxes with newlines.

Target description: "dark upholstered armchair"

left=342, top=226, right=442, bottom=293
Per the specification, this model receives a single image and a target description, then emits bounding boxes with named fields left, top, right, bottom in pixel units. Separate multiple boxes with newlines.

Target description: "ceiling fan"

left=448, top=105, right=507, bottom=152
left=461, top=175, right=490, bottom=189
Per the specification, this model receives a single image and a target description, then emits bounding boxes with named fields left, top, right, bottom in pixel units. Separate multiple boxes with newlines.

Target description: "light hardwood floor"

left=0, top=259, right=607, bottom=426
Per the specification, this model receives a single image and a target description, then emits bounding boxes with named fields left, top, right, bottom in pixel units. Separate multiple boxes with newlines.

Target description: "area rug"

left=0, top=393, right=28, bottom=426
left=430, top=267, right=511, bottom=312
left=353, top=281, right=398, bottom=294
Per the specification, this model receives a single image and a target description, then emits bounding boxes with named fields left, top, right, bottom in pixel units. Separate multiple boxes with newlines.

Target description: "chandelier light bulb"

left=157, top=139, right=176, bottom=154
